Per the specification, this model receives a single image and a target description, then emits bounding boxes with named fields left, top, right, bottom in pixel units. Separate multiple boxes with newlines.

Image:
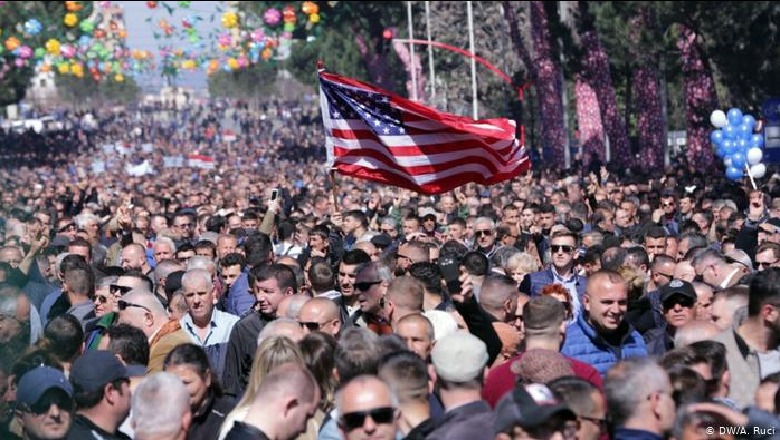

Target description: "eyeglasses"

left=117, top=300, right=152, bottom=314
left=339, top=407, right=396, bottom=431
left=110, top=284, right=133, bottom=295
left=380, top=228, right=395, bottom=234
left=94, top=294, right=109, bottom=304
left=662, top=202, right=675, bottom=208
left=756, top=259, right=780, bottom=269
left=662, top=297, right=695, bottom=310
left=299, top=321, right=324, bottom=331
left=475, top=229, right=493, bottom=237
left=174, top=223, right=193, bottom=229
left=654, top=272, right=675, bottom=279
left=19, top=393, right=75, bottom=415
left=550, top=244, right=574, bottom=253
left=355, top=280, right=383, bottom=292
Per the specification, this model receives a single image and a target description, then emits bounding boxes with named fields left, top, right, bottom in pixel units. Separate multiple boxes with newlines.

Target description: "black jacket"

left=188, top=392, right=236, bottom=440
left=224, top=421, right=271, bottom=440
left=222, top=312, right=273, bottom=397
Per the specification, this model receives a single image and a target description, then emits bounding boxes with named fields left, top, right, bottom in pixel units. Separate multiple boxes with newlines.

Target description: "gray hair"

left=181, top=268, right=212, bottom=291
left=335, top=375, right=399, bottom=415
left=356, top=262, right=393, bottom=283
left=96, top=275, right=118, bottom=290
left=187, top=256, right=215, bottom=273
left=605, top=357, right=669, bottom=427
left=474, top=217, right=495, bottom=229
left=491, top=246, right=521, bottom=269
left=122, top=290, right=168, bottom=319
left=131, top=372, right=190, bottom=440
left=75, top=213, right=98, bottom=229
left=153, top=236, right=176, bottom=253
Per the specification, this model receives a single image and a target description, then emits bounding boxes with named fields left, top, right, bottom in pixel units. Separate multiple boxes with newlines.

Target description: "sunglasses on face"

left=117, top=300, right=152, bottom=314
left=355, top=280, right=383, bottom=292
left=339, top=407, right=396, bottom=431
left=20, top=393, right=75, bottom=415
left=475, top=230, right=493, bottom=238
left=94, top=294, right=109, bottom=304
left=110, top=284, right=133, bottom=295
left=550, top=244, right=574, bottom=253
left=299, top=321, right=323, bottom=331
left=662, top=297, right=695, bottom=310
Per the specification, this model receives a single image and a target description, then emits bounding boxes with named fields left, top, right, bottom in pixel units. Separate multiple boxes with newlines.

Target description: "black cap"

left=659, top=280, right=697, bottom=304
left=70, top=351, right=129, bottom=392
left=370, top=233, right=393, bottom=249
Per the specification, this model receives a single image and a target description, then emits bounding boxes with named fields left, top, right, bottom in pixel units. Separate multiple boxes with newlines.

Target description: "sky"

left=118, top=0, right=223, bottom=93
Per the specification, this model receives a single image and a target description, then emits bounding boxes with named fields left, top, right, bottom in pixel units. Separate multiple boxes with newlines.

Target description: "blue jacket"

left=561, top=313, right=648, bottom=376
left=225, top=273, right=254, bottom=318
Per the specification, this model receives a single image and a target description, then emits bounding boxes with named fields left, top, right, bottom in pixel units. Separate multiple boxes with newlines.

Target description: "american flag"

left=318, top=68, right=530, bottom=195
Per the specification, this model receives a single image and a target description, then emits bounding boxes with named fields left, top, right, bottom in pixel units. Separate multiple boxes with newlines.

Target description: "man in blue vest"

left=562, top=270, right=647, bottom=376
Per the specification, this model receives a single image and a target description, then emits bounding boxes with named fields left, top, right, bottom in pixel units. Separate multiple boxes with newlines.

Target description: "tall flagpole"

left=425, top=1, right=435, bottom=104
left=407, top=1, right=418, bottom=101
left=467, top=1, right=478, bottom=119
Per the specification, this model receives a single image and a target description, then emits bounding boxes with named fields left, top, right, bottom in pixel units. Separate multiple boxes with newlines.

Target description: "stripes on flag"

left=318, top=68, right=530, bottom=195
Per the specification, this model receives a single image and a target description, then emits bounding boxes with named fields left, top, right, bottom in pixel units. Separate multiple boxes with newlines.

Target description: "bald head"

left=673, top=320, right=722, bottom=347
left=257, top=317, right=305, bottom=344
left=478, top=274, right=518, bottom=322
left=298, top=297, right=339, bottom=322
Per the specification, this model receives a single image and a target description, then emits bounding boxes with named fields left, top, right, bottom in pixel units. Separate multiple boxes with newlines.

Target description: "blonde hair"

left=505, top=252, right=539, bottom=275
left=219, top=336, right=306, bottom=439
left=239, top=336, right=304, bottom=409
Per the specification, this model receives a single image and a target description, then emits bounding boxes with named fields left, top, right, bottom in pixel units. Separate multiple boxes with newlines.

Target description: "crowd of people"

left=2, top=98, right=780, bottom=440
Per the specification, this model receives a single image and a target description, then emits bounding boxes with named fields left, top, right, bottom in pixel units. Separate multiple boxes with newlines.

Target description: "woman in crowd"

left=164, top=343, right=236, bottom=440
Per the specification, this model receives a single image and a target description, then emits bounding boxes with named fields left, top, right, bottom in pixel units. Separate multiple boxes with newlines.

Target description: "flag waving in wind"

left=318, top=66, right=530, bottom=195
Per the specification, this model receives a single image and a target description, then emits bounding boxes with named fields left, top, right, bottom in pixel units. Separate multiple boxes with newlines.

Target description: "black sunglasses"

left=339, top=407, right=396, bottom=431
left=110, top=284, right=133, bottom=295
left=551, top=244, right=574, bottom=253
left=662, top=296, right=695, bottom=310
left=117, top=300, right=152, bottom=314
left=355, top=281, right=383, bottom=292
left=20, top=392, right=75, bottom=415
left=94, top=294, right=109, bottom=304
left=475, top=229, right=493, bottom=237
left=299, top=321, right=323, bottom=331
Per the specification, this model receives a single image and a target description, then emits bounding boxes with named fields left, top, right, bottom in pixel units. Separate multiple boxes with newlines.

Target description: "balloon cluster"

left=143, top=1, right=324, bottom=77
left=1, top=1, right=154, bottom=82
left=711, top=108, right=766, bottom=181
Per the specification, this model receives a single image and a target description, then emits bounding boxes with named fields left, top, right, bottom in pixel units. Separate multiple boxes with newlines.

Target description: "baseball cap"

left=70, top=351, right=129, bottom=392
left=16, top=366, right=73, bottom=406
left=431, top=331, right=488, bottom=383
left=418, top=207, right=437, bottom=219
left=494, top=383, right=576, bottom=436
left=370, top=233, right=393, bottom=249
left=659, top=279, right=697, bottom=304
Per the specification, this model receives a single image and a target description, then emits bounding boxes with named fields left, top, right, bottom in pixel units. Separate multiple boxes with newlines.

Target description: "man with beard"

left=222, top=263, right=297, bottom=397
left=120, top=244, right=153, bottom=276
left=714, top=268, right=780, bottom=407
left=14, top=366, right=74, bottom=440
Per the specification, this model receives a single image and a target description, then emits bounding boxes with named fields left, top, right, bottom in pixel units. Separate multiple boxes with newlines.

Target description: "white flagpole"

left=425, top=1, right=435, bottom=104
left=467, top=1, right=478, bottom=119
left=407, top=1, right=418, bottom=101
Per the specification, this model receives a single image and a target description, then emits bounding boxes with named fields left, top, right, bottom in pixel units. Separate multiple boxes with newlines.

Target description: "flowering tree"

left=630, top=6, right=665, bottom=170
left=678, top=24, right=718, bottom=169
